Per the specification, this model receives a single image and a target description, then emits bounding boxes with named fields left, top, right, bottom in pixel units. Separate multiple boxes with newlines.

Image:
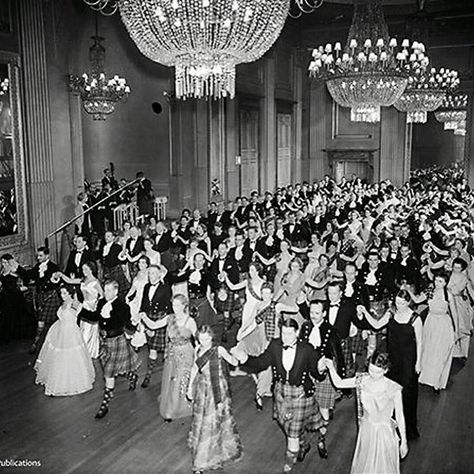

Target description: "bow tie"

left=283, top=344, right=296, bottom=350
left=330, top=303, right=340, bottom=308
left=150, top=283, right=159, bottom=287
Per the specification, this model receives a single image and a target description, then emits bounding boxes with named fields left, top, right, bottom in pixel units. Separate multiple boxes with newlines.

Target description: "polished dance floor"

left=1, top=338, right=474, bottom=474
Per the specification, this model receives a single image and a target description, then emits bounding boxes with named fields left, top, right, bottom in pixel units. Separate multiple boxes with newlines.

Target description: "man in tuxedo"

left=139, top=265, right=171, bottom=388
left=209, top=242, right=240, bottom=288
left=12, top=247, right=61, bottom=354
left=125, top=226, right=145, bottom=278
left=188, top=208, right=208, bottom=234
left=283, top=212, right=310, bottom=247
left=64, top=235, right=94, bottom=278
left=228, top=232, right=252, bottom=276
left=396, top=243, right=421, bottom=292
left=101, top=168, right=118, bottom=191
left=325, top=281, right=366, bottom=378
left=244, top=191, right=263, bottom=220
left=136, top=171, right=154, bottom=217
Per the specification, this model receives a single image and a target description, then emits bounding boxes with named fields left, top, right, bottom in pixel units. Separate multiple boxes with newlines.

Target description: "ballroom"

left=1, top=0, right=474, bottom=473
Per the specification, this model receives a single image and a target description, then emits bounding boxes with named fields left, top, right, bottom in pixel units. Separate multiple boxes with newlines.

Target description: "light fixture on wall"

left=308, top=0, right=427, bottom=123
left=454, top=119, right=466, bottom=136
left=81, top=0, right=323, bottom=100
left=394, top=67, right=459, bottom=123
left=69, top=15, right=130, bottom=120
left=435, top=94, right=468, bottom=131
left=0, top=77, right=8, bottom=95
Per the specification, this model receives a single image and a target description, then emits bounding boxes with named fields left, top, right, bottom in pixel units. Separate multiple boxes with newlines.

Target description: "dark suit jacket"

left=245, top=339, right=325, bottom=397
left=209, top=256, right=240, bottom=288
left=325, top=299, right=362, bottom=340
left=228, top=245, right=253, bottom=274
left=65, top=248, right=95, bottom=277
left=283, top=222, right=310, bottom=245
left=17, top=260, right=59, bottom=293
left=139, top=281, right=172, bottom=320
left=299, top=320, right=345, bottom=377
left=153, top=232, right=173, bottom=253
left=101, top=242, right=124, bottom=268
left=126, top=237, right=145, bottom=258
left=91, top=298, right=134, bottom=335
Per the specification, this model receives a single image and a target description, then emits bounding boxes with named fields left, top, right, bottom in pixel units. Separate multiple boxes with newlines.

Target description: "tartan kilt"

left=99, top=334, right=141, bottom=378
left=190, top=297, right=217, bottom=328
left=314, top=374, right=338, bottom=410
left=146, top=327, right=166, bottom=353
left=35, top=289, right=61, bottom=325
left=273, top=382, right=324, bottom=439
left=103, top=265, right=130, bottom=301
left=351, top=330, right=366, bottom=356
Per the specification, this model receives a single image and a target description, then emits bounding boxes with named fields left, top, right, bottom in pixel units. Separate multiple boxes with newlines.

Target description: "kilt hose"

left=273, top=382, right=324, bottom=439
left=99, top=333, right=141, bottom=378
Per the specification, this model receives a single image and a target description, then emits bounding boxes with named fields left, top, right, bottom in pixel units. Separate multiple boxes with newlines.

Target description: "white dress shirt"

left=328, top=302, right=340, bottom=325
left=282, top=343, right=297, bottom=373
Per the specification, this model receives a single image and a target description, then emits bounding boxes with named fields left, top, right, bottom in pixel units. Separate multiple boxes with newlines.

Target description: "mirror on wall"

left=0, top=53, right=27, bottom=248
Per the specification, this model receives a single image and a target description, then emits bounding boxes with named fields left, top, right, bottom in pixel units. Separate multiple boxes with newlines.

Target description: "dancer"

left=141, top=294, right=196, bottom=421
left=55, top=261, right=103, bottom=358
left=11, top=247, right=61, bottom=354
left=126, top=255, right=150, bottom=350
left=101, top=231, right=129, bottom=301
left=325, top=352, right=408, bottom=474
left=34, top=285, right=95, bottom=396
left=299, top=300, right=344, bottom=422
left=187, top=325, right=242, bottom=474
left=91, top=280, right=140, bottom=419
left=139, top=264, right=172, bottom=388
left=0, top=253, right=35, bottom=344
left=358, top=290, right=422, bottom=441
left=406, top=273, right=456, bottom=392
left=233, top=318, right=328, bottom=472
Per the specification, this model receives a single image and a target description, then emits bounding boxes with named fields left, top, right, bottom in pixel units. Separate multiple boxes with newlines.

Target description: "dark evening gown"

left=387, top=314, right=420, bottom=440
left=0, top=274, right=36, bottom=344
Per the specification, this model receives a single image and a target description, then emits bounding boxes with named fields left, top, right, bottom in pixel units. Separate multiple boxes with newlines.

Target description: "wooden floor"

left=1, top=339, right=474, bottom=474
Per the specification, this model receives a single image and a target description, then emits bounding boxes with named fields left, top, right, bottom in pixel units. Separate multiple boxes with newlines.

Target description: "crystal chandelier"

left=394, top=67, right=459, bottom=123
left=0, top=78, right=8, bottom=95
left=118, top=0, right=291, bottom=100
left=308, top=0, right=427, bottom=123
left=435, top=94, right=468, bottom=130
left=69, top=17, right=130, bottom=120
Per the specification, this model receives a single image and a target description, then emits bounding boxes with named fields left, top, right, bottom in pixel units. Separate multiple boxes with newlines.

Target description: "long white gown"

left=80, top=280, right=101, bottom=358
left=35, top=304, right=95, bottom=396
left=236, top=279, right=264, bottom=343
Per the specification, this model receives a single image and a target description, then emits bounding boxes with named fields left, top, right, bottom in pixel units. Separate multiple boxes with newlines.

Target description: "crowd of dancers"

left=1, top=163, right=474, bottom=473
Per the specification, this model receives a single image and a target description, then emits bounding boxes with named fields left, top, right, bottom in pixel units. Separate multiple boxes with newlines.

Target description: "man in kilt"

left=139, top=264, right=171, bottom=388
left=85, top=280, right=140, bottom=419
left=233, top=318, right=327, bottom=473
left=101, top=231, right=129, bottom=301
left=299, top=300, right=344, bottom=424
left=12, top=247, right=61, bottom=354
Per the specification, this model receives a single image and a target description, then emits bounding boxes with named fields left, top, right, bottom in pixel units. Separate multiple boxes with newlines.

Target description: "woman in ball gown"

left=141, top=293, right=197, bottom=421
left=224, top=261, right=266, bottom=343
left=0, top=253, right=35, bottom=344
left=359, top=290, right=423, bottom=441
left=126, top=255, right=150, bottom=349
left=326, top=352, right=408, bottom=474
left=34, top=285, right=95, bottom=396
left=56, top=261, right=103, bottom=358
left=274, top=257, right=306, bottom=309
left=187, top=325, right=242, bottom=474
left=448, top=258, right=474, bottom=359
left=406, top=273, right=456, bottom=392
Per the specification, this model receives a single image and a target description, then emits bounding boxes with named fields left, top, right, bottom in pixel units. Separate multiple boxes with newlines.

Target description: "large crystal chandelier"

left=69, top=17, right=130, bottom=120
left=394, top=67, right=459, bottom=123
left=118, top=0, right=290, bottom=100
left=435, top=94, right=468, bottom=130
left=308, top=0, right=427, bottom=123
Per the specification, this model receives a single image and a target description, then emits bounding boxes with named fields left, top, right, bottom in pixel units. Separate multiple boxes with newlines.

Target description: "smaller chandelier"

left=394, top=67, right=459, bottom=123
left=289, top=0, right=324, bottom=18
left=309, top=39, right=427, bottom=122
left=0, top=78, right=8, bottom=95
left=435, top=94, right=468, bottom=130
left=69, top=26, right=130, bottom=120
